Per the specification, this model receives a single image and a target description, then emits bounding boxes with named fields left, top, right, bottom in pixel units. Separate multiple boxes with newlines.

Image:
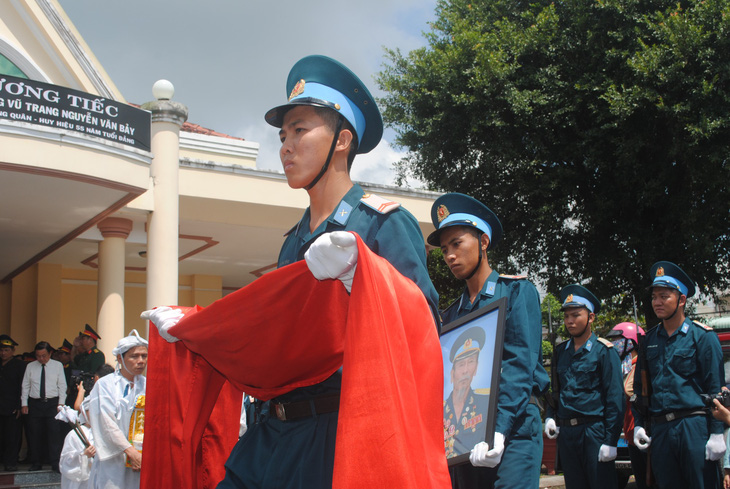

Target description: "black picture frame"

left=440, top=297, right=507, bottom=466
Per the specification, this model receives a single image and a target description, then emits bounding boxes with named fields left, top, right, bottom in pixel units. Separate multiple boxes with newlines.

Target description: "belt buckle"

left=666, top=412, right=675, bottom=422
left=275, top=403, right=287, bottom=421
left=570, top=418, right=578, bottom=426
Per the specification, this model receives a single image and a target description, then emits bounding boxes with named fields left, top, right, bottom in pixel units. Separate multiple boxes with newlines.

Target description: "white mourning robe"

left=87, top=372, right=145, bottom=489
left=60, top=424, right=94, bottom=489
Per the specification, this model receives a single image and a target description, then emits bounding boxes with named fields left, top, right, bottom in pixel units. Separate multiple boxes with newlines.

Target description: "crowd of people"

left=0, top=327, right=148, bottom=489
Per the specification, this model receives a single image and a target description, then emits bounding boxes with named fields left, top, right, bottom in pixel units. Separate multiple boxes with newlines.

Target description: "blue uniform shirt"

left=276, top=183, right=438, bottom=402
left=546, top=333, right=624, bottom=445
left=441, top=270, right=549, bottom=437
left=633, top=318, right=724, bottom=434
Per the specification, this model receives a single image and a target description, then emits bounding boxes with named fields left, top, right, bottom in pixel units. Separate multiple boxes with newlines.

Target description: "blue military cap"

left=560, top=284, right=601, bottom=314
left=0, top=334, right=18, bottom=347
left=649, top=261, right=696, bottom=298
left=427, top=193, right=503, bottom=248
left=449, top=326, right=487, bottom=363
left=264, top=55, right=383, bottom=154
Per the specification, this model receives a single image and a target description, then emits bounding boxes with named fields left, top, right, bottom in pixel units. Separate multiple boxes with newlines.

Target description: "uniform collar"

left=566, top=332, right=597, bottom=353
left=458, top=270, right=499, bottom=313
left=293, top=184, right=364, bottom=238
left=659, top=318, right=691, bottom=338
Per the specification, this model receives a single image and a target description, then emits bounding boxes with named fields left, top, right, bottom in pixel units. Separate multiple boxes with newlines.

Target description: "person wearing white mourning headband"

left=86, top=330, right=148, bottom=489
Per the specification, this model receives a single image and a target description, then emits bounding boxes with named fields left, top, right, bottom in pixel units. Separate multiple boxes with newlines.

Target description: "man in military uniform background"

left=71, top=325, right=104, bottom=375
left=632, top=262, right=725, bottom=489
left=0, top=335, right=25, bottom=471
left=544, top=284, right=623, bottom=489
left=444, top=327, right=490, bottom=460
left=429, top=192, right=549, bottom=489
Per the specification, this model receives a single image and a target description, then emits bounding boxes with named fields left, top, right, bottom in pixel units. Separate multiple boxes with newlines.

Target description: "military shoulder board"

left=692, top=320, right=713, bottom=331
left=597, top=338, right=613, bottom=348
left=499, top=274, right=528, bottom=280
left=360, top=193, right=401, bottom=214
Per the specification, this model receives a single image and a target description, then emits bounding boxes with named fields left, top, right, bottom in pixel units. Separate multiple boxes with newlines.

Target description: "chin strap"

left=464, top=232, right=484, bottom=281
left=304, top=116, right=344, bottom=191
left=570, top=312, right=591, bottom=338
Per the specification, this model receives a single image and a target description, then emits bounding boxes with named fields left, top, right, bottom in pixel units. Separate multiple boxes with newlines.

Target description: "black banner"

left=0, top=74, right=150, bottom=151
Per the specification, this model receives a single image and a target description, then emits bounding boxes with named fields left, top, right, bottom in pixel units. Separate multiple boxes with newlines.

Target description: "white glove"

left=544, top=418, right=559, bottom=439
left=705, top=433, right=726, bottom=461
left=469, top=432, right=505, bottom=468
left=598, top=444, right=617, bottom=462
left=304, top=231, right=358, bottom=293
left=140, top=306, right=184, bottom=343
left=634, top=426, right=651, bottom=451
left=55, top=405, right=78, bottom=424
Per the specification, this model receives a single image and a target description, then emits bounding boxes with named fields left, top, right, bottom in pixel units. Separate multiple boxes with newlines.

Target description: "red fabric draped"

left=141, top=234, right=450, bottom=489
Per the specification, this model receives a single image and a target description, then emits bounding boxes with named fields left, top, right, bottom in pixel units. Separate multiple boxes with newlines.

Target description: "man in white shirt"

left=87, top=330, right=147, bottom=489
left=21, top=341, right=67, bottom=472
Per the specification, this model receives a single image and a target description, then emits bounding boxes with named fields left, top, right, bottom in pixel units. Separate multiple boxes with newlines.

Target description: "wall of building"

left=5, top=265, right=222, bottom=354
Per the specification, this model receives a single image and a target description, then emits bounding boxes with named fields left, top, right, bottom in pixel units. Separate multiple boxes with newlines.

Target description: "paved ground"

left=539, top=474, right=638, bottom=489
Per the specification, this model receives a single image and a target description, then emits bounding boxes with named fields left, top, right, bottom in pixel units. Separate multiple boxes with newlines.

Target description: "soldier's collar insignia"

left=289, top=79, right=305, bottom=101
left=437, top=204, right=450, bottom=223
left=656, top=267, right=665, bottom=277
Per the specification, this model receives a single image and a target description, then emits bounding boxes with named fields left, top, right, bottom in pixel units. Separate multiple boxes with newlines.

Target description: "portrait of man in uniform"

left=441, top=302, right=505, bottom=465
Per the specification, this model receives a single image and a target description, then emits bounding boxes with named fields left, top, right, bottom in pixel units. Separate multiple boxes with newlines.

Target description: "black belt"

left=29, top=396, right=58, bottom=403
left=557, top=416, right=603, bottom=427
left=651, top=409, right=707, bottom=425
left=272, top=395, right=340, bottom=421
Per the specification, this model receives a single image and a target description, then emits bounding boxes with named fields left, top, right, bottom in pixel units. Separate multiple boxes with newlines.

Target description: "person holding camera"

left=632, top=261, right=725, bottom=489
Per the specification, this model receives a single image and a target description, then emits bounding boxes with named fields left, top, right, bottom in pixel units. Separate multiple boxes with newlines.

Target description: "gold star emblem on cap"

left=437, top=205, right=450, bottom=223
left=464, top=338, right=472, bottom=349
left=566, top=294, right=574, bottom=303
left=656, top=267, right=665, bottom=277
left=289, top=79, right=305, bottom=101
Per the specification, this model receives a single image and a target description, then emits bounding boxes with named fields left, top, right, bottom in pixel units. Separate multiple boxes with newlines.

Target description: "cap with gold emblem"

left=57, top=339, right=73, bottom=354
left=0, top=334, right=18, bottom=347
left=649, top=261, right=696, bottom=298
left=427, top=193, right=503, bottom=248
left=560, top=284, right=601, bottom=314
left=264, top=55, right=383, bottom=154
left=79, top=324, right=101, bottom=341
left=449, top=326, right=487, bottom=363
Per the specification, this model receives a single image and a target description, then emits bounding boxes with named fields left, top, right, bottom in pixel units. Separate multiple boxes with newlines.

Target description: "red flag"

left=142, top=233, right=450, bottom=489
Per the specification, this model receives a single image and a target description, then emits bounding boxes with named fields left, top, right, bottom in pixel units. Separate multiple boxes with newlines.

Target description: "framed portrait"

left=440, top=297, right=507, bottom=466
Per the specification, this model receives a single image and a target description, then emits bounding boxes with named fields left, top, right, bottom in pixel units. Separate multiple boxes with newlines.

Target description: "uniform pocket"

left=670, top=348, right=696, bottom=376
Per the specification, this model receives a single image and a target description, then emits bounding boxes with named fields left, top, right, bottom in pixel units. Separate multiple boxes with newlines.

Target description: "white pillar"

left=141, top=81, right=188, bottom=316
left=96, top=217, right=133, bottom=361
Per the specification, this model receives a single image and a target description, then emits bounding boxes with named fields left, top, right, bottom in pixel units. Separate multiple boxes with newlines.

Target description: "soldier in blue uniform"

left=428, top=193, right=549, bottom=488
left=544, top=284, right=623, bottom=489
left=632, top=261, right=724, bottom=489
left=214, top=55, right=438, bottom=489
left=444, top=327, right=491, bottom=459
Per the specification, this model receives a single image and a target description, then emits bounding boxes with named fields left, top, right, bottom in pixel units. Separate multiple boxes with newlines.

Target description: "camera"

left=701, top=390, right=730, bottom=408
left=70, top=371, right=96, bottom=393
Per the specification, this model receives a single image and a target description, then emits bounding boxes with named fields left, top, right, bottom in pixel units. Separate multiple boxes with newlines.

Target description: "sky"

left=57, top=0, right=438, bottom=186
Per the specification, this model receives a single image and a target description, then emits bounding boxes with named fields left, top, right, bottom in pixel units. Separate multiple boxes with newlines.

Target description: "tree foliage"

left=378, top=0, right=730, bottom=318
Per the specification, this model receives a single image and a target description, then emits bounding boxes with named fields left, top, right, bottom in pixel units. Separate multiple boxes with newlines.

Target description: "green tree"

left=378, top=0, right=730, bottom=318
